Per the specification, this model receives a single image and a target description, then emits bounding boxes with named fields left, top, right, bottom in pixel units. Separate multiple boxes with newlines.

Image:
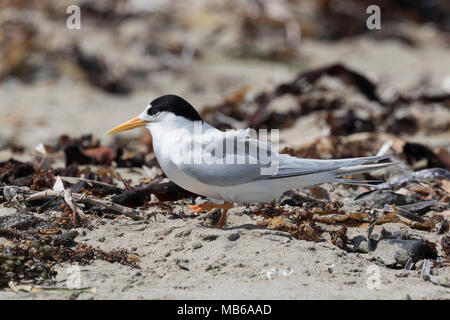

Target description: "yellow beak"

left=106, top=117, right=148, bottom=134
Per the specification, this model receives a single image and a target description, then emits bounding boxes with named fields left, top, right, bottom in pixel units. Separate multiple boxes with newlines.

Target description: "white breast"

left=148, top=118, right=225, bottom=201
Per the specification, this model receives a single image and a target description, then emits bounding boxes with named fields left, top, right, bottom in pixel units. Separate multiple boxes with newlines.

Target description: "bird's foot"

left=196, top=207, right=219, bottom=221
left=215, top=211, right=228, bottom=229
left=189, top=202, right=233, bottom=228
left=189, top=202, right=233, bottom=213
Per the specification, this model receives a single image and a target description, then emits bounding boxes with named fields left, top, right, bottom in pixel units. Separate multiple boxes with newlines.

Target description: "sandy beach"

left=1, top=0, right=449, bottom=300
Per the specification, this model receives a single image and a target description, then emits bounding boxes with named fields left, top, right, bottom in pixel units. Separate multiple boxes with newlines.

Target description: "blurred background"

left=0, top=0, right=449, bottom=158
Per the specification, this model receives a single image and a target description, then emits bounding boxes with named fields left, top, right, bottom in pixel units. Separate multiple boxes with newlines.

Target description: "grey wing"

left=177, top=127, right=391, bottom=186
left=271, top=154, right=392, bottom=179
left=176, top=129, right=271, bottom=186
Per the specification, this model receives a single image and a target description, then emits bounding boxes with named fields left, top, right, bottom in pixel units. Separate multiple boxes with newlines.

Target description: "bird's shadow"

left=222, top=223, right=269, bottom=231
left=200, top=222, right=268, bottom=231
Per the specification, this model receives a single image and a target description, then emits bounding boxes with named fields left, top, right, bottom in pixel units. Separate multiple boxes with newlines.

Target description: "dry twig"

left=8, top=187, right=142, bottom=221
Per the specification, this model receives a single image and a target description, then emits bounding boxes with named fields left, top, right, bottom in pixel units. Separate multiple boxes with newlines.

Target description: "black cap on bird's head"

left=147, top=95, right=203, bottom=122
left=106, top=94, right=203, bottom=134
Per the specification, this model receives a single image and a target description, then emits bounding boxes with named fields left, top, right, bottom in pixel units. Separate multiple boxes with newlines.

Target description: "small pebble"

left=193, top=242, right=203, bottom=249
left=395, top=271, right=408, bottom=278
left=227, top=232, right=240, bottom=241
left=174, top=244, right=184, bottom=251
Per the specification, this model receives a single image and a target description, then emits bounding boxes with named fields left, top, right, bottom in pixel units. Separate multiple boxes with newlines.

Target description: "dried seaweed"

left=112, top=181, right=198, bottom=207
left=255, top=203, right=324, bottom=241
left=0, top=209, right=138, bottom=289
left=441, top=236, right=450, bottom=263
left=330, top=227, right=349, bottom=251
left=0, top=159, right=35, bottom=184
left=0, top=238, right=139, bottom=289
left=403, top=143, right=450, bottom=170
left=64, top=144, right=121, bottom=166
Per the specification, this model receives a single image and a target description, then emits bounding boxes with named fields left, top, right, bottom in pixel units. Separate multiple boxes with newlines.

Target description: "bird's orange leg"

left=189, top=202, right=234, bottom=228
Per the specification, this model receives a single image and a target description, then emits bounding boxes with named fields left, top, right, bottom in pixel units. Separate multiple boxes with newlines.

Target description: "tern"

left=107, top=95, right=394, bottom=228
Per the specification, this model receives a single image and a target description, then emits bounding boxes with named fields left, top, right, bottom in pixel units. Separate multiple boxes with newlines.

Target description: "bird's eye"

left=147, top=107, right=159, bottom=116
